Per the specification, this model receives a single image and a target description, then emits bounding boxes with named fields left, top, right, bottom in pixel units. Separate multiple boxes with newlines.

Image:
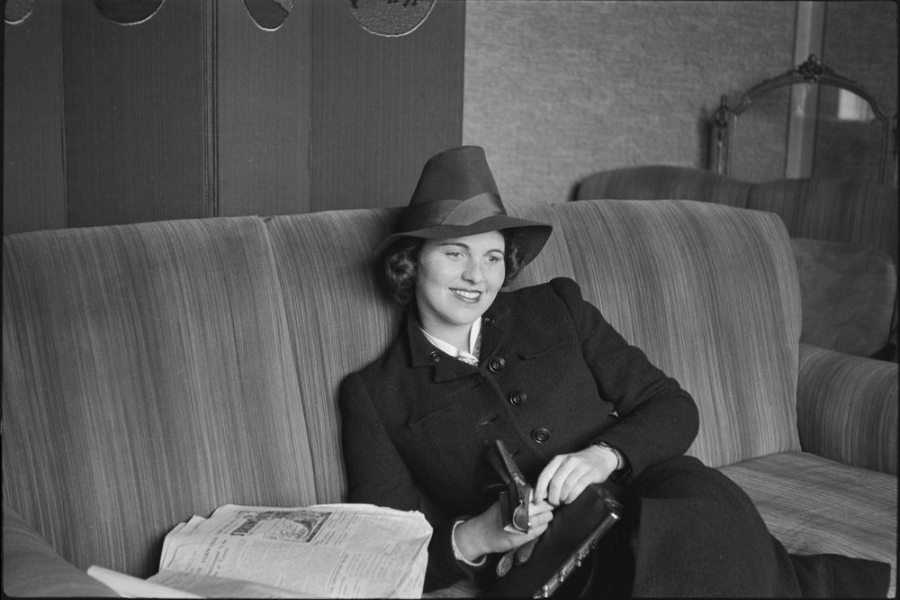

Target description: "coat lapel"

left=405, top=291, right=563, bottom=383
left=406, top=310, right=479, bottom=383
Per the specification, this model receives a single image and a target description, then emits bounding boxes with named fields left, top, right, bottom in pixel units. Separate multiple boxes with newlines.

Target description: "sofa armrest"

left=797, top=343, right=898, bottom=475
left=3, top=505, right=118, bottom=597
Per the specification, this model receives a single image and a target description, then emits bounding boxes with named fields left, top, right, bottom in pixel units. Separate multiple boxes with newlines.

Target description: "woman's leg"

left=619, top=455, right=889, bottom=598
left=623, top=455, right=801, bottom=597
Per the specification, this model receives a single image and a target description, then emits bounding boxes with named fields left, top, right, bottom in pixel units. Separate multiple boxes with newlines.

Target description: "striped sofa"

left=3, top=200, right=896, bottom=597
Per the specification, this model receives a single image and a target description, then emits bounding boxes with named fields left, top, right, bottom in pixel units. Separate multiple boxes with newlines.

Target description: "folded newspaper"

left=88, top=503, right=432, bottom=598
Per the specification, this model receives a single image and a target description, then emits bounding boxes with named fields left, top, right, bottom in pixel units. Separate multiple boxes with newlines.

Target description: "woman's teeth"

left=453, top=289, right=481, bottom=301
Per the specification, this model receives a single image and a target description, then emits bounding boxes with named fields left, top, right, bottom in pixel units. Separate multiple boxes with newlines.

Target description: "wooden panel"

left=61, top=0, right=214, bottom=228
left=3, top=0, right=67, bottom=235
left=311, top=0, right=465, bottom=212
left=217, top=1, right=312, bottom=217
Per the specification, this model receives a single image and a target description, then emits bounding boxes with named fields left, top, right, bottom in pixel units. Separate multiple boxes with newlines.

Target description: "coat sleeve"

left=338, top=372, right=490, bottom=591
left=549, top=277, right=700, bottom=480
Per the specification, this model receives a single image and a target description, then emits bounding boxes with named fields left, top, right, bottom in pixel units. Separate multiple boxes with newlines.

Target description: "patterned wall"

left=463, top=0, right=798, bottom=204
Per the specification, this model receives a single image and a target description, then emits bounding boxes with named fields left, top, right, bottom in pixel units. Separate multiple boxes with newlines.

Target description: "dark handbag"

left=484, top=441, right=623, bottom=598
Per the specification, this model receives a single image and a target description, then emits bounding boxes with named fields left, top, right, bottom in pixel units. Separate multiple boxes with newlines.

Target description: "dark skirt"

left=588, top=455, right=890, bottom=598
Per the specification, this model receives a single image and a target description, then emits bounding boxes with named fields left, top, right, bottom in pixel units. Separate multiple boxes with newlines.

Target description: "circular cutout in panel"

left=5, top=0, right=35, bottom=25
left=94, top=0, right=165, bottom=25
left=244, top=0, right=293, bottom=31
left=349, top=0, right=436, bottom=37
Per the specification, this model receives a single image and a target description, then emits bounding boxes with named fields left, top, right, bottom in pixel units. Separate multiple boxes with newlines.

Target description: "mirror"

left=711, top=55, right=897, bottom=185
left=813, top=86, right=887, bottom=182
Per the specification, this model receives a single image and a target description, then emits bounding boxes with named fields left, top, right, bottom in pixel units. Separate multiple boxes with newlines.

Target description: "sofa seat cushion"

left=720, top=451, right=896, bottom=597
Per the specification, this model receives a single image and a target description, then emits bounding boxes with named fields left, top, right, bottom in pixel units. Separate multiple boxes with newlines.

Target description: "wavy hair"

left=379, top=231, right=526, bottom=307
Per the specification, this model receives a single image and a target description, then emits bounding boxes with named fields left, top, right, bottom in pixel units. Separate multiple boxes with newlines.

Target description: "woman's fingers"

left=536, top=451, right=607, bottom=505
left=525, top=498, right=554, bottom=530
left=559, top=469, right=600, bottom=505
left=533, top=455, right=564, bottom=503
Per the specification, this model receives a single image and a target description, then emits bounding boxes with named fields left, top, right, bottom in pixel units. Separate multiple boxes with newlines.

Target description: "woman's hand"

left=454, top=498, right=554, bottom=562
left=534, top=445, right=617, bottom=506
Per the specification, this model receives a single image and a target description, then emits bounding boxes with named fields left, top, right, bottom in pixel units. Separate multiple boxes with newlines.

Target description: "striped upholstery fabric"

left=263, top=203, right=580, bottom=505
left=2, top=218, right=318, bottom=578
left=748, top=178, right=899, bottom=264
left=2, top=200, right=895, bottom=596
left=574, top=165, right=752, bottom=208
left=572, top=167, right=899, bottom=361
left=522, top=200, right=803, bottom=468
left=720, top=452, right=897, bottom=597
left=502, top=201, right=578, bottom=286
left=574, top=166, right=898, bottom=264
left=265, top=209, right=404, bottom=505
left=3, top=506, right=117, bottom=597
left=796, top=343, right=898, bottom=475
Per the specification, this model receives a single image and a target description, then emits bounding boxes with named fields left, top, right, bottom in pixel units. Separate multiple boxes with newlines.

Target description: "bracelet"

left=451, top=518, right=487, bottom=567
left=595, top=441, right=623, bottom=471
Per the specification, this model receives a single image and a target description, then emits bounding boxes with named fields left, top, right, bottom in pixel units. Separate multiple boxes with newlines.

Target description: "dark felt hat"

left=374, top=146, right=553, bottom=265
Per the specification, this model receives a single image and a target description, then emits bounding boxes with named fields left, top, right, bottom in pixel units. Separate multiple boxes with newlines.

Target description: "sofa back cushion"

left=575, top=165, right=752, bottom=208
left=263, top=204, right=581, bottom=505
left=747, top=178, right=898, bottom=264
left=791, top=237, right=897, bottom=357
left=2, top=218, right=318, bottom=578
left=513, top=200, right=803, bottom=467
left=575, top=167, right=898, bottom=265
left=267, top=199, right=803, bottom=489
left=265, top=208, right=402, bottom=505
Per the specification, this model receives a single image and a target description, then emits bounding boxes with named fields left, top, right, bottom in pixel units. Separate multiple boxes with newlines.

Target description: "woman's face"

left=415, top=230, right=506, bottom=342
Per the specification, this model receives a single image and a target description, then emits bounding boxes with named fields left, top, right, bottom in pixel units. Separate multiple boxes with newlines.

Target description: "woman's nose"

left=462, top=259, right=483, bottom=283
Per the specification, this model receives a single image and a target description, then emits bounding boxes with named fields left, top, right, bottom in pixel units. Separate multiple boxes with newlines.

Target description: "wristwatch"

left=594, top=441, right=624, bottom=471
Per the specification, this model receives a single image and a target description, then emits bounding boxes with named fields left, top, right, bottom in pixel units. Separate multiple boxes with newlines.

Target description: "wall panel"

left=3, top=1, right=67, bottom=235
left=216, top=1, right=312, bottom=217
left=61, top=0, right=214, bottom=227
left=311, top=0, right=465, bottom=211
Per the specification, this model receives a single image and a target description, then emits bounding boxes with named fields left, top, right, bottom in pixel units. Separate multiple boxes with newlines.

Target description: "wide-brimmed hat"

left=374, top=146, right=552, bottom=265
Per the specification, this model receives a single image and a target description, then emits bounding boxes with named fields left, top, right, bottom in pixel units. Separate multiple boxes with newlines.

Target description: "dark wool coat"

left=339, top=277, right=700, bottom=590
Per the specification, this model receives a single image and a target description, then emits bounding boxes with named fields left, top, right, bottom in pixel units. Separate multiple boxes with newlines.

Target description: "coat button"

left=428, top=350, right=441, bottom=363
left=484, top=315, right=495, bottom=326
left=531, top=427, right=551, bottom=443
left=508, top=391, right=527, bottom=407
left=488, top=357, right=506, bottom=373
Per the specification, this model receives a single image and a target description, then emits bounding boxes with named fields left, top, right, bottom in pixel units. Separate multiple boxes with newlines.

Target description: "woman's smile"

left=451, top=288, right=483, bottom=302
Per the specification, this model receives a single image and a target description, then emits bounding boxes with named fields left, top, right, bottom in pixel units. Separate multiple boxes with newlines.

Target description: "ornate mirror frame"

left=711, top=54, right=898, bottom=185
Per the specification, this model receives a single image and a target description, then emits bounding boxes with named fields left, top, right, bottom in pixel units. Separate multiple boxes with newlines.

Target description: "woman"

left=339, top=146, right=889, bottom=596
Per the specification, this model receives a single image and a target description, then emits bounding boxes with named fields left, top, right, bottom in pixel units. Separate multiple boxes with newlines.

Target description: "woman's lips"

left=452, top=289, right=482, bottom=302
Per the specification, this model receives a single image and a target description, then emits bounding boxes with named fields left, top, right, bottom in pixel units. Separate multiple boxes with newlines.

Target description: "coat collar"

left=405, top=292, right=554, bottom=382
left=407, top=302, right=511, bottom=381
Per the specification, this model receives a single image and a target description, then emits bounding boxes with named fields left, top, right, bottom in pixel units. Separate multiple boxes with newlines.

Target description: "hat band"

left=401, top=192, right=505, bottom=231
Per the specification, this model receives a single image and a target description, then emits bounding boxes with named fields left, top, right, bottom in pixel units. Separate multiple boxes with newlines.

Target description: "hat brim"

left=374, top=214, right=553, bottom=266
